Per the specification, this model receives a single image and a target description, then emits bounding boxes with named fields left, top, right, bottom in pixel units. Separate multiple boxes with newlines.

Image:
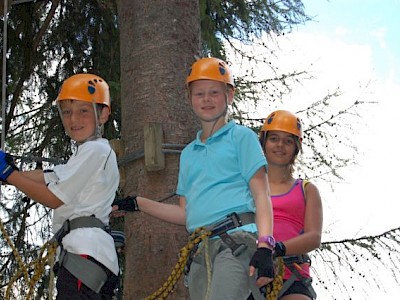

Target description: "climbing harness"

left=145, top=212, right=255, bottom=300
left=249, top=255, right=315, bottom=300
left=265, top=257, right=285, bottom=300
left=144, top=212, right=284, bottom=300
left=1, top=210, right=125, bottom=299
left=144, top=227, right=212, bottom=300
left=207, top=212, right=255, bottom=254
left=277, top=254, right=317, bottom=299
left=52, top=215, right=112, bottom=293
left=184, top=212, right=256, bottom=278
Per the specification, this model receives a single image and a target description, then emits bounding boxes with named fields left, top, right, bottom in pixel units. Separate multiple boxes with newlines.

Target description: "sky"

left=2, top=1, right=398, bottom=299
left=271, top=0, right=400, bottom=298
left=291, top=0, right=400, bottom=235
left=294, top=1, right=399, bottom=233
left=231, top=0, right=400, bottom=298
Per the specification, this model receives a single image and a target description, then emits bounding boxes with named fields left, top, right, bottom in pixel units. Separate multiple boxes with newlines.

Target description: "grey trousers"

left=187, top=231, right=262, bottom=300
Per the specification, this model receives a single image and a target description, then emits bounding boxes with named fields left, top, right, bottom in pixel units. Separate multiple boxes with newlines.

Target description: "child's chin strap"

left=207, top=86, right=231, bottom=138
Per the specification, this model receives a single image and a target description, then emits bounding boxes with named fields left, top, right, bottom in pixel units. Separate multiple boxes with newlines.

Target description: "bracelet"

left=256, top=235, right=276, bottom=248
left=274, top=241, right=286, bottom=257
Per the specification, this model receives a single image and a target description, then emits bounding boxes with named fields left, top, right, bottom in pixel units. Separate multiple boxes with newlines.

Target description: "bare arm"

left=248, top=167, right=274, bottom=286
left=284, top=182, right=323, bottom=255
left=136, top=195, right=186, bottom=226
left=16, top=169, right=47, bottom=183
left=250, top=167, right=274, bottom=243
left=6, top=170, right=64, bottom=209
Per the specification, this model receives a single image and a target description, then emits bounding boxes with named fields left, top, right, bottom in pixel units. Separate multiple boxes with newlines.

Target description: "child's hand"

left=0, top=150, right=17, bottom=182
left=249, top=247, right=274, bottom=287
left=109, top=205, right=127, bottom=218
left=110, top=195, right=139, bottom=218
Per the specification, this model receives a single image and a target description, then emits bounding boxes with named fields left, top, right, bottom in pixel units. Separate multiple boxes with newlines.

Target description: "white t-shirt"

left=44, top=138, right=119, bottom=275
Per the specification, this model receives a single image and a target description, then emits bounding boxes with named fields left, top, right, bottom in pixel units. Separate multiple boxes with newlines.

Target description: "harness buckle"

left=228, top=212, right=242, bottom=227
left=209, top=212, right=242, bottom=237
left=53, top=219, right=71, bottom=245
left=207, top=213, right=250, bottom=257
left=277, top=254, right=317, bottom=299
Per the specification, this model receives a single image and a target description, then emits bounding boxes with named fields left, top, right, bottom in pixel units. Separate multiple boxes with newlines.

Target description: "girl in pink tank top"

left=259, top=110, right=323, bottom=300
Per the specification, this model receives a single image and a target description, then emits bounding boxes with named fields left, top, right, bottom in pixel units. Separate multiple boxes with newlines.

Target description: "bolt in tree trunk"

left=116, top=0, right=200, bottom=298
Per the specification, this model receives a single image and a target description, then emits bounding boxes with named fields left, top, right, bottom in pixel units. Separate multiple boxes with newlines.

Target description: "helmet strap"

left=56, top=101, right=102, bottom=145
left=74, top=102, right=102, bottom=145
left=92, top=102, right=103, bottom=139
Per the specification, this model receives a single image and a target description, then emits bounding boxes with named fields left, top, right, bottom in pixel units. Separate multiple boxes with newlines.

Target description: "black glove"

left=274, top=241, right=286, bottom=257
left=249, top=247, right=274, bottom=279
left=112, top=195, right=139, bottom=211
left=5, top=153, right=19, bottom=172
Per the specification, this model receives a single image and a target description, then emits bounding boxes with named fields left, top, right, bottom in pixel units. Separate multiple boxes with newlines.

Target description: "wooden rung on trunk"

left=144, top=122, right=165, bottom=171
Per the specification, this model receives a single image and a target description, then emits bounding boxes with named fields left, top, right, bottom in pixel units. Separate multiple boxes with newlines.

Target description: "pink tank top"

left=272, top=178, right=310, bottom=279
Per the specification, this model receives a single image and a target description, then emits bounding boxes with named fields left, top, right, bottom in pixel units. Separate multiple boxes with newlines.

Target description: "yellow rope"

left=26, top=241, right=57, bottom=299
left=0, top=217, right=30, bottom=285
left=1, top=215, right=286, bottom=300
left=144, top=227, right=211, bottom=300
left=266, top=257, right=285, bottom=300
left=144, top=228, right=288, bottom=300
left=1, top=217, right=57, bottom=300
left=204, top=237, right=212, bottom=300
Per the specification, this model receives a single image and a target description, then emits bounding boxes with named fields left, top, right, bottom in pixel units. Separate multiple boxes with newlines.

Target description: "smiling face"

left=189, top=79, right=234, bottom=123
left=59, top=100, right=108, bottom=143
left=264, top=130, right=299, bottom=167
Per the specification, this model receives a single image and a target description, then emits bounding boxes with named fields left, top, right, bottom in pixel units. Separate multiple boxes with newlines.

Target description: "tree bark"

left=116, top=0, right=200, bottom=298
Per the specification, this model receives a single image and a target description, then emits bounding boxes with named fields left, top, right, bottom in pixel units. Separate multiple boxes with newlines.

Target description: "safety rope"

left=144, top=227, right=211, bottom=300
left=2, top=209, right=285, bottom=300
left=266, top=257, right=285, bottom=300
left=144, top=226, right=286, bottom=300
left=0, top=217, right=30, bottom=285
left=204, top=238, right=212, bottom=300
left=0, top=216, right=57, bottom=300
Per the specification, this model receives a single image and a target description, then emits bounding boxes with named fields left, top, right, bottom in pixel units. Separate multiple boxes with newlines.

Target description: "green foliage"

left=199, top=0, right=309, bottom=58
left=2, top=0, right=120, bottom=160
left=0, top=1, right=398, bottom=299
left=1, top=1, right=120, bottom=298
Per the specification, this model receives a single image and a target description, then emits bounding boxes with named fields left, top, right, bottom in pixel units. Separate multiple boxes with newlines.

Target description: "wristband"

left=256, top=235, right=276, bottom=248
left=274, top=241, right=286, bottom=257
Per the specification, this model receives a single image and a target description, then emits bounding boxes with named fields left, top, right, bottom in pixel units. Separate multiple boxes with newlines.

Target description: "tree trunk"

left=116, top=0, right=200, bottom=299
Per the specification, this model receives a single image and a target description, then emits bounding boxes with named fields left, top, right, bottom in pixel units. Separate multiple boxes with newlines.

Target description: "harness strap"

left=248, top=273, right=265, bottom=300
left=60, top=251, right=108, bottom=293
left=52, top=215, right=108, bottom=245
left=277, top=273, right=297, bottom=299
left=208, top=212, right=255, bottom=256
left=282, top=254, right=310, bottom=265
left=52, top=216, right=110, bottom=293
left=207, top=212, right=255, bottom=237
left=277, top=254, right=317, bottom=299
left=214, top=212, right=262, bottom=300
left=185, top=212, right=255, bottom=275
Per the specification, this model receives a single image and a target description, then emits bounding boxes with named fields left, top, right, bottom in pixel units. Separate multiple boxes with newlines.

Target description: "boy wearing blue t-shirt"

left=114, top=58, right=275, bottom=300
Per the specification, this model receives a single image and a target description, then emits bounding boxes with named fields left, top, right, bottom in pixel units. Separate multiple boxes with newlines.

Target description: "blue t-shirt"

left=177, top=121, right=267, bottom=233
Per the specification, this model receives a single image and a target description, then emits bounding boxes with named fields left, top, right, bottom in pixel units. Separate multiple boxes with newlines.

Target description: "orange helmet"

left=260, top=110, right=303, bottom=140
left=186, top=57, right=234, bottom=87
left=56, top=73, right=110, bottom=110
